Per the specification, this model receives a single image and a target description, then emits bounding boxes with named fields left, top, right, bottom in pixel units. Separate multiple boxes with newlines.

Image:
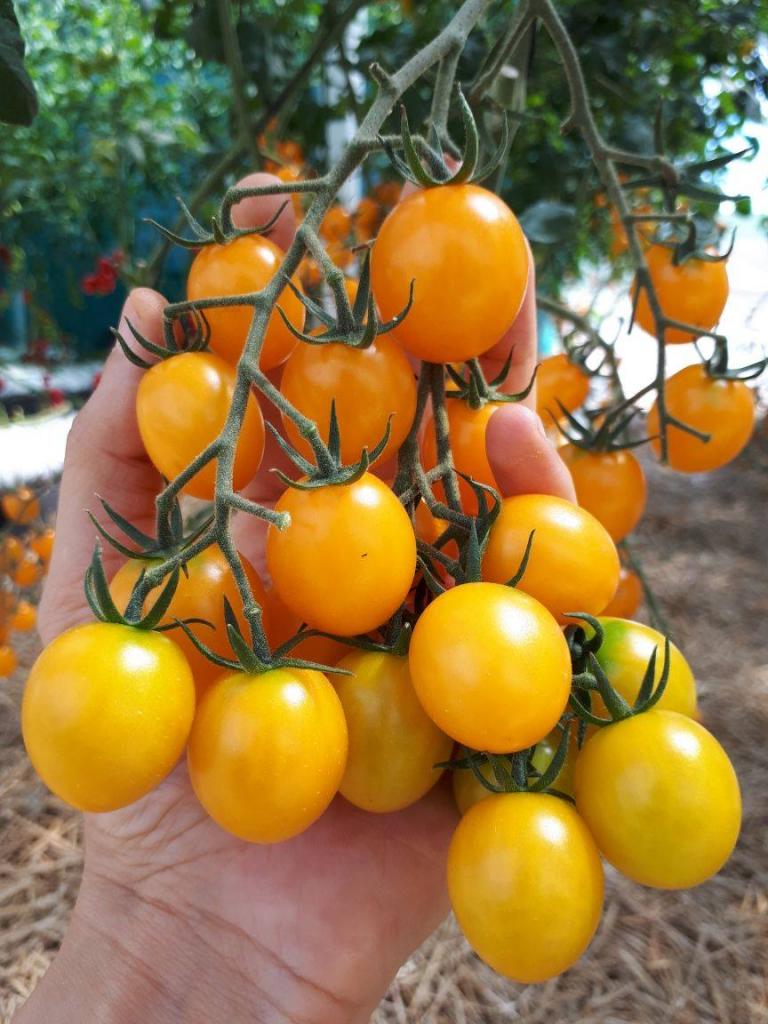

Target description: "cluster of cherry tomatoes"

left=20, top=168, right=747, bottom=985
left=1, top=485, right=54, bottom=678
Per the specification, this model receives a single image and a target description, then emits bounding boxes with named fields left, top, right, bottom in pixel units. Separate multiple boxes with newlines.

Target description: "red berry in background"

left=91, top=371, right=102, bottom=390
left=0, top=245, right=10, bottom=268
left=47, top=388, right=65, bottom=406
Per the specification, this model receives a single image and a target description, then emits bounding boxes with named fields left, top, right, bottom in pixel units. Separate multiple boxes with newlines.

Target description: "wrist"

left=17, top=869, right=369, bottom=1024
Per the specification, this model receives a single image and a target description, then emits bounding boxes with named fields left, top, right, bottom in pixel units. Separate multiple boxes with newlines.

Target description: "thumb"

left=486, top=404, right=576, bottom=502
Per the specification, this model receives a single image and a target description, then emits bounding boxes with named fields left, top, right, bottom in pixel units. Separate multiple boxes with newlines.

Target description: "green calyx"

left=83, top=542, right=190, bottom=632
left=380, top=87, right=509, bottom=188
left=703, top=336, right=767, bottom=382
left=144, top=193, right=289, bottom=252
left=87, top=493, right=212, bottom=564
left=112, top=307, right=210, bottom=370
left=555, top=393, right=652, bottom=454
left=566, top=613, right=671, bottom=726
left=445, top=353, right=537, bottom=410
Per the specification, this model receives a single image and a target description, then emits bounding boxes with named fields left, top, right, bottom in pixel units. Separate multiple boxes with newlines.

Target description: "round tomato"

left=13, top=552, right=41, bottom=588
left=264, top=586, right=350, bottom=666
left=601, top=566, right=642, bottom=618
left=22, top=622, right=195, bottom=812
left=483, top=494, right=620, bottom=622
left=29, top=527, right=55, bottom=565
left=136, top=351, right=264, bottom=501
left=536, top=354, right=590, bottom=421
left=447, top=793, right=604, bottom=982
left=187, top=667, right=347, bottom=843
left=590, top=616, right=697, bottom=719
left=372, top=184, right=528, bottom=363
left=0, top=644, right=17, bottom=678
left=409, top=582, right=571, bottom=753
left=560, top=444, right=647, bottom=542
left=187, top=235, right=305, bottom=370
left=635, top=244, right=729, bottom=344
left=333, top=650, right=453, bottom=813
left=280, top=336, right=416, bottom=465
left=421, top=399, right=501, bottom=512
left=320, top=205, right=351, bottom=243
left=110, top=548, right=269, bottom=697
left=2, top=487, right=40, bottom=525
left=10, top=599, right=36, bottom=632
left=647, top=363, right=755, bottom=472
left=267, top=474, right=416, bottom=636
left=2, top=535, right=24, bottom=567
left=574, top=710, right=741, bottom=888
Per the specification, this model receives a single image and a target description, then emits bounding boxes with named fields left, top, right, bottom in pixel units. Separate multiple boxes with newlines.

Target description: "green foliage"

left=0, top=0, right=37, bottom=125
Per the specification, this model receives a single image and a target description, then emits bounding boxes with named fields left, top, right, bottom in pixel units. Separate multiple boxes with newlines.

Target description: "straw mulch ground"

left=2, top=428, right=767, bottom=1023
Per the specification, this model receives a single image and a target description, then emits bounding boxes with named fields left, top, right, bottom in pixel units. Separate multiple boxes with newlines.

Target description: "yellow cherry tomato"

left=574, top=710, right=741, bottom=888
left=483, top=494, right=620, bottom=622
left=333, top=650, right=453, bottom=813
left=536, top=353, right=590, bottom=421
left=22, top=622, right=195, bottom=812
left=0, top=644, right=17, bottom=678
left=447, top=793, right=604, bottom=982
left=10, top=599, right=36, bottom=632
left=601, top=566, right=642, bottom=618
left=635, top=244, right=729, bottom=344
left=2, top=486, right=40, bottom=525
left=560, top=444, right=647, bottom=542
left=187, top=667, right=347, bottom=843
left=409, top=582, right=571, bottom=753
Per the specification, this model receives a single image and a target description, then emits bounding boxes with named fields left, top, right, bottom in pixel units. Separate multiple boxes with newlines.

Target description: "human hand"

left=20, top=177, right=573, bottom=1024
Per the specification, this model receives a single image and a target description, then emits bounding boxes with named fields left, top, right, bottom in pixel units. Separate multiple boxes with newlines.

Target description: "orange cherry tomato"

left=276, top=139, right=303, bottom=164
left=187, top=235, right=306, bottom=369
left=13, top=552, right=41, bottom=588
left=0, top=644, right=17, bottom=677
left=601, top=566, right=642, bottom=618
left=560, top=444, right=647, bottom=542
left=280, top=336, right=416, bottom=466
left=635, top=244, right=729, bottom=344
left=409, top=582, right=571, bottom=753
left=421, top=399, right=501, bottom=512
left=2, top=487, right=40, bottom=525
left=267, top=474, right=416, bottom=636
left=136, top=351, right=264, bottom=501
left=29, top=527, right=55, bottom=565
left=372, top=184, right=529, bottom=363
left=647, top=363, right=755, bottom=472
left=535, top=353, right=590, bottom=422
left=11, top=599, right=36, bottom=632
left=276, top=163, right=305, bottom=220
left=110, top=547, right=269, bottom=697
left=2, top=534, right=24, bottom=567
left=263, top=586, right=351, bottom=666
left=320, top=205, right=352, bottom=243
left=483, top=494, right=620, bottom=622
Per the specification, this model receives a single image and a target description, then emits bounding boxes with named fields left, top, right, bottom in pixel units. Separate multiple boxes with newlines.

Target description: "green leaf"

left=0, top=0, right=38, bottom=126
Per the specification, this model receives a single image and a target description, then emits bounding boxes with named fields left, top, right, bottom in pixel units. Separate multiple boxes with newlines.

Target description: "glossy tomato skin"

left=267, top=474, right=416, bottom=636
left=136, top=352, right=264, bottom=500
left=601, top=566, right=642, bottom=619
left=592, top=617, right=697, bottom=719
left=635, top=245, right=729, bottom=344
left=372, top=184, right=529, bottom=363
left=447, top=793, right=604, bottom=983
left=647, top=364, right=755, bottom=472
left=333, top=650, right=453, bottom=813
left=22, top=623, right=195, bottom=812
left=409, top=582, right=571, bottom=753
left=574, top=710, right=741, bottom=888
left=187, top=235, right=305, bottom=370
left=280, top=336, right=416, bottom=465
left=483, top=494, right=620, bottom=622
left=187, top=667, right=347, bottom=843
left=536, top=354, right=590, bottom=421
left=109, top=549, right=269, bottom=698
left=421, top=400, right=500, bottom=512
left=560, top=444, right=647, bottom=542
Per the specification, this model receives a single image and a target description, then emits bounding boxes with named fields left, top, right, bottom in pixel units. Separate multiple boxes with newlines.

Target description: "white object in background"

left=0, top=411, right=75, bottom=487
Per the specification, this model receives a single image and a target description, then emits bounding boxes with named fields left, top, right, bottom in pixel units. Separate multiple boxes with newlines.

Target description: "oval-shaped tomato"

left=560, top=444, right=647, bottom=542
left=280, top=336, right=416, bottom=465
left=601, top=566, right=642, bottom=619
left=13, top=551, right=41, bottom=588
left=0, top=644, right=17, bottom=678
left=187, top=667, right=347, bottom=843
left=2, top=534, right=24, bottom=567
left=29, top=527, right=55, bottom=565
left=267, top=474, right=416, bottom=636
left=574, top=710, right=741, bottom=888
left=421, top=399, right=501, bottom=512
left=647, top=363, right=755, bottom=472
left=187, top=235, right=306, bottom=370
left=333, top=650, right=452, bottom=813
left=635, top=244, right=729, bottom=344
left=136, top=351, right=265, bottom=501
left=10, top=599, right=36, bottom=632
left=536, top=353, right=590, bottom=422
left=2, top=486, right=40, bottom=525
left=372, top=184, right=528, bottom=363
left=591, top=616, right=697, bottom=719
left=448, top=793, right=604, bottom=982
left=110, top=548, right=269, bottom=697
left=22, top=622, right=195, bottom=812
left=483, top=494, right=620, bottom=622
left=409, top=582, right=571, bottom=753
